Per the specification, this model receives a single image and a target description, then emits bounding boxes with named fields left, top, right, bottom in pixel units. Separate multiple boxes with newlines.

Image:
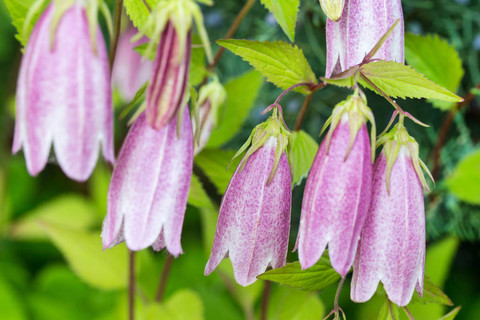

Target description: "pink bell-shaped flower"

left=12, top=2, right=114, bottom=181
left=296, top=90, right=375, bottom=277
left=101, top=108, right=193, bottom=255
left=325, top=0, right=404, bottom=77
left=205, top=109, right=292, bottom=286
left=351, top=117, right=432, bottom=306
left=112, top=25, right=153, bottom=102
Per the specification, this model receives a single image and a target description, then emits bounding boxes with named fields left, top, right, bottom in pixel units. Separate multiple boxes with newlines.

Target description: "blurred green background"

left=1, top=0, right=480, bottom=319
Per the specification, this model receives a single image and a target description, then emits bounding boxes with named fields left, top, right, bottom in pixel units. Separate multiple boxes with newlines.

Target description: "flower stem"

left=155, top=254, right=174, bottom=302
left=109, top=0, right=124, bottom=71
left=128, top=251, right=135, bottom=320
left=260, top=281, right=272, bottom=320
left=294, top=92, right=314, bottom=131
left=208, top=0, right=256, bottom=70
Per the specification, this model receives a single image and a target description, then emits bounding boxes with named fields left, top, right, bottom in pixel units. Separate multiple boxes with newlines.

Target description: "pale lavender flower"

left=101, top=109, right=193, bottom=255
left=112, top=26, right=153, bottom=101
left=205, top=136, right=292, bottom=286
left=13, top=3, right=114, bottom=181
left=325, top=0, right=404, bottom=77
left=296, top=92, right=375, bottom=277
left=146, top=21, right=191, bottom=130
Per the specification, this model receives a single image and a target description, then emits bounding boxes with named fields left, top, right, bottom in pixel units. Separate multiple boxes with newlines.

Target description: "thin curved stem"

left=274, top=83, right=312, bottom=106
left=260, top=281, right=272, bottom=320
left=109, top=0, right=124, bottom=71
left=155, top=254, right=174, bottom=302
left=128, top=251, right=135, bottom=320
left=294, top=92, right=314, bottom=131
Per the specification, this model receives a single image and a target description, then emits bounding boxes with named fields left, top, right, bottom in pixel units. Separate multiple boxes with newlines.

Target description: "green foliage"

left=144, top=290, right=204, bottom=320
left=195, top=148, right=241, bottom=194
left=207, top=70, right=263, bottom=147
left=42, top=222, right=128, bottom=290
left=9, top=195, right=98, bottom=240
left=377, top=299, right=400, bottom=320
left=359, top=61, right=463, bottom=102
left=0, top=276, right=27, bottom=320
left=124, top=0, right=158, bottom=32
left=190, top=36, right=207, bottom=87
left=446, top=149, right=480, bottom=205
left=411, top=277, right=453, bottom=306
left=4, top=0, right=45, bottom=46
left=268, top=285, right=325, bottom=320
left=405, top=33, right=464, bottom=110
left=258, top=255, right=341, bottom=291
left=188, top=174, right=213, bottom=209
left=217, top=40, right=316, bottom=95
left=260, top=0, right=300, bottom=42
left=439, top=307, right=462, bottom=320
left=290, top=130, right=318, bottom=186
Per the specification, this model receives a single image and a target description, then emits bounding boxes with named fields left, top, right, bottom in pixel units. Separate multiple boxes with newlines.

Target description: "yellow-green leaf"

left=188, top=174, right=213, bottom=209
left=260, top=0, right=300, bottom=41
left=145, top=290, right=204, bottom=320
left=291, top=130, right=319, bottom=186
left=446, top=149, right=480, bottom=205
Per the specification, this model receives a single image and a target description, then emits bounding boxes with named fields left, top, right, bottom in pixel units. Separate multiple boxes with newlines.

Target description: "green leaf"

left=207, top=71, right=263, bottom=148
left=188, top=174, right=214, bottom=209
left=41, top=222, right=128, bottom=290
left=89, top=164, right=111, bottom=223
left=0, top=276, right=27, bottom=320
left=194, top=149, right=241, bottom=194
left=124, top=0, right=158, bottom=32
left=133, top=43, right=155, bottom=61
left=9, top=195, right=98, bottom=240
left=405, top=33, right=464, bottom=110
left=257, top=255, right=341, bottom=291
left=217, top=40, right=316, bottom=95
left=411, top=276, right=453, bottom=306
left=268, top=286, right=325, bottom=320
left=145, top=290, right=204, bottom=320
left=359, top=61, right=463, bottom=102
left=438, top=307, right=462, bottom=320
left=190, top=35, right=207, bottom=87
left=446, top=149, right=480, bottom=205
left=4, top=0, right=47, bottom=46
left=377, top=299, right=400, bottom=320
left=291, top=130, right=319, bottom=186
left=260, top=0, right=300, bottom=41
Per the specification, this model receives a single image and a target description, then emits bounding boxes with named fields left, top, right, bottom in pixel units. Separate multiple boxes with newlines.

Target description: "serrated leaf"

left=446, top=149, right=480, bottom=205
left=411, top=276, right=453, bottom=306
left=41, top=222, right=128, bottom=290
left=377, top=299, right=400, bottom=320
left=145, top=290, right=205, bottom=320
left=4, top=0, right=47, bottom=46
left=359, top=61, right=463, bottom=102
left=194, top=149, right=241, bottom=194
left=188, top=174, right=213, bottom=209
left=207, top=71, right=263, bottom=147
left=124, top=0, right=159, bottom=32
left=257, top=255, right=341, bottom=291
left=291, top=130, right=318, bottom=186
left=438, top=306, right=462, bottom=320
left=405, top=33, right=464, bottom=110
left=260, top=0, right=300, bottom=41
left=217, top=40, right=316, bottom=95
left=268, top=286, right=325, bottom=320
left=9, top=195, right=98, bottom=240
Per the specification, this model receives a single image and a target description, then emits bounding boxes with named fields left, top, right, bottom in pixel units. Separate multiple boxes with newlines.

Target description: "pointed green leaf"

left=41, top=222, right=128, bottom=290
left=260, top=0, right=300, bottom=41
left=124, top=0, right=159, bottom=32
left=268, top=286, right=325, bottom=320
left=405, top=33, right=464, bottom=110
left=257, top=255, right=341, bottom=291
left=4, top=0, right=49, bottom=46
left=446, top=149, right=480, bottom=205
left=411, top=276, right=453, bottom=306
left=438, top=307, right=462, bottom=320
left=0, top=276, right=27, bottom=320
left=207, top=71, right=263, bottom=148
left=377, top=299, right=400, bottom=320
left=291, top=130, right=319, bottom=186
left=359, top=61, right=463, bottom=102
left=145, top=290, right=205, bottom=320
left=217, top=40, right=317, bottom=95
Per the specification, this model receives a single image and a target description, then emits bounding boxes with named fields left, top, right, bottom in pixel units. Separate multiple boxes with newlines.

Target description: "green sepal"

left=197, top=77, right=227, bottom=128
left=23, top=0, right=50, bottom=47
left=50, top=0, right=74, bottom=50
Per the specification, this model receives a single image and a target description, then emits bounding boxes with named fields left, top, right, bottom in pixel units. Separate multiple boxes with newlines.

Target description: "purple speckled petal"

left=296, top=121, right=372, bottom=276
left=326, top=0, right=404, bottom=77
left=351, top=148, right=425, bottom=307
left=13, top=3, right=114, bottom=181
left=112, top=26, right=153, bottom=101
left=205, top=137, right=292, bottom=286
left=102, top=108, right=193, bottom=256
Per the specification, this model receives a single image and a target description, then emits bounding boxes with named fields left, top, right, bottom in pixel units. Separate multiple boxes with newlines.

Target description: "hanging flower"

left=351, top=117, right=433, bottom=306
left=296, top=90, right=375, bottom=277
left=101, top=108, right=193, bottom=255
left=205, top=108, right=292, bottom=286
left=13, top=1, right=114, bottom=181
left=325, top=0, right=404, bottom=77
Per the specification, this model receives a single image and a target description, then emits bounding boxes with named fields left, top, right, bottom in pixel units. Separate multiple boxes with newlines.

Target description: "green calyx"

left=197, top=77, right=227, bottom=128
left=138, top=0, right=213, bottom=64
left=377, top=116, right=434, bottom=194
left=321, top=88, right=376, bottom=162
left=230, top=107, right=292, bottom=185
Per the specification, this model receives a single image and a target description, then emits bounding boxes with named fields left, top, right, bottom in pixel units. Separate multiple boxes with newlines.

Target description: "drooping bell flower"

left=351, top=116, right=432, bottom=306
left=101, top=108, right=193, bottom=254
left=192, top=79, right=227, bottom=155
left=325, top=0, right=404, bottom=77
left=296, top=90, right=375, bottom=277
left=112, top=25, right=153, bottom=102
left=205, top=108, right=292, bottom=286
left=12, top=1, right=114, bottom=181
left=319, top=0, right=345, bottom=22
left=140, top=0, right=213, bottom=130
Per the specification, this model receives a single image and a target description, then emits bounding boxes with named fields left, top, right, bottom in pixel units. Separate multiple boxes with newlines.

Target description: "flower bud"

left=296, top=91, right=375, bottom=277
left=12, top=2, right=114, bottom=181
left=351, top=121, right=432, bottom=306
left=319, top=0, right=345, bottom=22
left=112, top=25, right=153, bottom=102
left=326, top=0, right=404, bottom=78
left=101, top=108, right=193, bottom=255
